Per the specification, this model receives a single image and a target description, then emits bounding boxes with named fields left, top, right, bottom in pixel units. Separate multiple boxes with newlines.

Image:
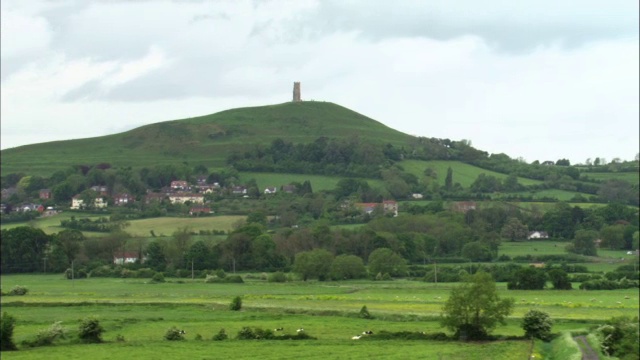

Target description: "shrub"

left=0, top=312, right=17, bottom=351
left=268, top=271, right=287, bottom=283
left=24, top=321, right=67, bottom=347
left=164, top=326, right=185, bottom=341
left=206, top=275, right=244, bottom=284
left=151, top=272, right=165, bottom=283
left=359, top=305, right=372, bottom=319
left=9, top=286, right=28, bottom=296
left=78, top=317, right=104, bottom=343
left=229, top=296, right=242, bottom=311
left=522, top=310, right=553, bottom=341
left=116, top=334, right=125, bottom=342
left=194, top=334, right=203, bottom=341
left=212, top=328, right=228, bottom=341
left=236, top=327, right=256, bottom=340
left=136, top=268, right=156, bottom=278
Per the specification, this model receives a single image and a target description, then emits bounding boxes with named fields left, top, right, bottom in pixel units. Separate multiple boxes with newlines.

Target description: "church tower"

left=292, top=82, right=301, bottom=102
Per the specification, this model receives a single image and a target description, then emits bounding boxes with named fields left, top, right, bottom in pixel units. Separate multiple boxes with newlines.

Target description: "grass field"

left=582, top=171, right=639, bottom=185
left=398, top=160, right=543, bottom=188
left=0, top=212, right=245, bottom=238
left=1, top=274, right=637, bottom=359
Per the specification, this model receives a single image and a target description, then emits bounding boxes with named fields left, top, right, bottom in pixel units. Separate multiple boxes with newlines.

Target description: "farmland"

left=1, top=274, right=638, bottom=359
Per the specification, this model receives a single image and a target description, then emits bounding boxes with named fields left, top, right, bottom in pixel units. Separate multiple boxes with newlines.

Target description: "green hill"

left=1, top=101, right=415, bottom=176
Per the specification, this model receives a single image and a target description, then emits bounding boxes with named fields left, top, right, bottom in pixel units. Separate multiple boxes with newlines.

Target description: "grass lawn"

left=124, top=216, right=244, bottom=237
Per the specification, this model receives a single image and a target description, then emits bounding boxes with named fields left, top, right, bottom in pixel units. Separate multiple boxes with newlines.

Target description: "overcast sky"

left=2, top=0, right=638, bottom=164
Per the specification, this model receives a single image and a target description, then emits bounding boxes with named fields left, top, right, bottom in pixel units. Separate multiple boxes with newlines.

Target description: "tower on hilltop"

left=292, top=82, right=301, bottom=102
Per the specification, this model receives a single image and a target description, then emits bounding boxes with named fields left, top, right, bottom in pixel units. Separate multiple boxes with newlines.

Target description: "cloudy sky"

left=2, top=0, right=638, bottom=164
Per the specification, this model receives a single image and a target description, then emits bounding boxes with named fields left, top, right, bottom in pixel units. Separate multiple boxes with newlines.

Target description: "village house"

left=113, top=193, right=134, bottom=206
left=195, top=175, right=208, bottom=185
left=21, top=203, right=44, bottom=213
left=168, top=192, right=204, bottom=204
left=355, top=202, right=379, bottom=214
left=145, top=192, right=166, bottom=204
left=231, top=186, right=247, bottom=195
left=90, top=185, right=109, bottom=196
left=354, top=200, right=398, bottom=217
left=451, top=201, right=477, bottom=213
left=527, top=231, right=549, bottom=240
left=170, top=180, right=188, bottom=190
left=71, top=195, right=107, bottom=209
left=1, top=187, right=17, bottom=200
left=196, top=184, right=217, bottom=194
left=113, top=252, right=140, bottom=265
left=39, top=189, right=52, bottom=200
left=264, top=186, right=277, bottom=195
left=383, top=200, right=399, bottom=217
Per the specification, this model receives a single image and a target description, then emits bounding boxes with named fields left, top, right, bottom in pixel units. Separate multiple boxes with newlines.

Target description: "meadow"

left=1, top=274, right=637, bottom=359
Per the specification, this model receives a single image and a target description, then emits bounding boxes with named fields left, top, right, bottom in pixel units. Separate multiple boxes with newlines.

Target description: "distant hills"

left=1, top=102, right=418, bottom=176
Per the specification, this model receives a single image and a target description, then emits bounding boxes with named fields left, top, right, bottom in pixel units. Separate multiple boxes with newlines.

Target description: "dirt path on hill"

left=574, top=335, right=599, bottom=360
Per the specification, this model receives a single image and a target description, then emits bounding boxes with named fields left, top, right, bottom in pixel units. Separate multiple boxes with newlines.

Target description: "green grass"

left=1, top=212, right=244, bottom=238
left=1, top=102, right=416, bottom=176
left=582, top=172, right=639, bottom=185
left=398, top=160, right=542, bottom=188
left=1, top=275, right=637, bottom=359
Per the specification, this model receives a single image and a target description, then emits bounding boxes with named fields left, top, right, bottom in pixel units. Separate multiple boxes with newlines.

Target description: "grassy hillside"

left=582, top=171, right=639, bottom=184
left=1, top=102, right=416, bottom=176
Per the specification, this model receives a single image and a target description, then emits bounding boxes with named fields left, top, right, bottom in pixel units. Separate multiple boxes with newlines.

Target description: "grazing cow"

left=362, top=330, right=373, bottom=335
left=179, top=330, right=186, bottom=334
left=297, top=328, right=304, bottom=333
left=275, top=327, right=284, bottom=331
left=351, top=335, right=362, bottom=340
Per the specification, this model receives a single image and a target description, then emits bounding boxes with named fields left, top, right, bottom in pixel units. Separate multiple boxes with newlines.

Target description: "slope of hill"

left=1, top=102, right=415, bottom=176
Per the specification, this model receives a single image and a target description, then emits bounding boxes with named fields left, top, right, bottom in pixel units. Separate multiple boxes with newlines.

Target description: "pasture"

left=1, top=275, right=637, bottom=359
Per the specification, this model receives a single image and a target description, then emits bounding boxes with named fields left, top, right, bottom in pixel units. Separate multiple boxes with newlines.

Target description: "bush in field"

left=359, top=305, right=372, bottom=319
left=212, top=328, right=228, bottom=341
left=268, top=271, right=287, bottom=283
left=78, top=317, right=103, bottom=343
left=24, top=321, right=67, bottom=347
left=151, top=272, right=165, bottom=283
left=9, top=286, right=28, bottom=296
left=1, top=312, right=17, bottom=351
left=205, top=274, right=244, bottom=283
left=229, top=296, right=242, bottom=311
left=522, top=310, right=553, bottom=341
left=164, top=326, right=185, bottom=341
left=136, top=268, right=156, bottom=278
left=595, top=316, right=639, bottom=359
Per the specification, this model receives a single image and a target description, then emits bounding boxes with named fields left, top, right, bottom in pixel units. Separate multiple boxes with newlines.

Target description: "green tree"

left=500, top=217, right=529, bottom=241
left=0, top=312, right=17, bottom=351
left=569, top=229, right=598, bottom=256
left=144, top=241, right=167, bottom=271
left=522, top=310, right=553, bottom=340
left=507, top=267, right=547, bottom=290
left=53, top=229, right=85, bottom=265
left=441, top=272, right=514, bottom=340
left=330, top=254, right=367, bottom=280
left=367, top=248, right=406, bottom=277
left=184, top=240, right=211, bottom=270
left=547, top=268, right=572, bottom=290
left=292, top=249, right=334, bottom=281
left=444, top=167, right=453, bottom=191
left=600, top=224, right=626, bottom=250
left=229, top=296, right=242, bottom=311
left=461, top=241, right=492, bottom=262
left=1, top=227, right=51, bottom=273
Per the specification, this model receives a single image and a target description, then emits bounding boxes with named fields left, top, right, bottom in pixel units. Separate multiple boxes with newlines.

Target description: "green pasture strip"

left=398, top=160, right=542, bottom=188
left=583, top=171, right=639, bottom=184
left=504, top=189, right=591, bottom=202
left=499, top=241, right=569, bottom=257
left=124, top=216, right=243, bottom=237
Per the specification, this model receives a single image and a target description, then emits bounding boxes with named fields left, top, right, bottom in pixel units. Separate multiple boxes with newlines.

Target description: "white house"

left=527, top=231, right=549, bottom=240
left=113, top=252, right=140, bottom=265
left=168, top=192, right=204, bottom=204
left=264, top=186, right=277, bottom=194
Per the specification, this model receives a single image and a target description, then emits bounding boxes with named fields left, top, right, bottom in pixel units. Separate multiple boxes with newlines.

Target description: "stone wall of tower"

left=292, top=82, right=301, bottom=102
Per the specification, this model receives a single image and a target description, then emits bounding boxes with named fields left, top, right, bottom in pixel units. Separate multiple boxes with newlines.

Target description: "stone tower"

left=292, top=82, right=301, bottom=102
